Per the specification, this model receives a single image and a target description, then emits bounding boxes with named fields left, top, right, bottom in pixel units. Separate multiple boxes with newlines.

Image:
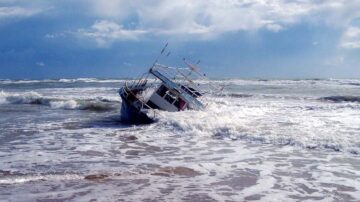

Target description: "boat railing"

left=153, top=63, right=205, bottom=95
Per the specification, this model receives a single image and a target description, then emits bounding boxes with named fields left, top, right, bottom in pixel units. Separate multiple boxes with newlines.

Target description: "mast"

left=151, top=42, right=168, bottom=68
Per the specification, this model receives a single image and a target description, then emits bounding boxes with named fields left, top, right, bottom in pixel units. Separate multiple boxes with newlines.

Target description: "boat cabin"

left=146, top=84, right=187, bottom=112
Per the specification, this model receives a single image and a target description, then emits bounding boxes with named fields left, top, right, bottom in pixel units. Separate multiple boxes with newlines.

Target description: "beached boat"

left=119, top=61, right=208, bottom=123
left=118, top=44, right=216, bottom=123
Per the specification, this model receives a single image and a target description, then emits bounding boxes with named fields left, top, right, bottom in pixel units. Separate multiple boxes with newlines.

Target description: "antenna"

left=152, top=42, right=168, bottom=66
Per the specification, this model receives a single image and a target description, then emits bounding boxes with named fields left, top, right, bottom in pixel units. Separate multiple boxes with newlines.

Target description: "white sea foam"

left=50, top=100, right=79, bottom=109
left=0, top=91, right=8, bottom=104
left=0, top=173, right=83, bottom=184
left=155, top=96, right=360, bottom=153
left=0, top=78, right=129, bottom=84
left=4, top=91, right=48, bottom=105
left=0, top=91, right=117, bottom=111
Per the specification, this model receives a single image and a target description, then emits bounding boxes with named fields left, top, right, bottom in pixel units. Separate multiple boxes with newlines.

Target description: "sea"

left=0, top=78, right=359, bottom=201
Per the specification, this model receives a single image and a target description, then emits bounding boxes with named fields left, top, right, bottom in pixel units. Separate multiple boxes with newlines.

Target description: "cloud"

left=75, top=0, right=317, bottom=44
left=89, top=0, right=313, bottom=35
left=266, top=24, right=283, bottom=32
left=90, top=0, right=133, bottom=20
left=311, top=1, right=360, bottom=27
left=340, top=26, right=360, bottom=49
left=36, top=61, right=45, bottom=67
left=81, top=0, right=360, bottom=41
left=45, top=33, right=66, bottom=39
left=78, top=20, right=147, bottom=47
left=0, top=6, right=41, bottom=18
left=10, top=0, right=359, bottom=47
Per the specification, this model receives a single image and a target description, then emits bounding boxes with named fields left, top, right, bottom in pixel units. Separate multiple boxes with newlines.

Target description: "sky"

left=0, top=0, right=359, bottom=79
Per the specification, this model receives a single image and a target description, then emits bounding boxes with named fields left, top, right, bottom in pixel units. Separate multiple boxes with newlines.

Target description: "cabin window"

left=157, top=85, right=183, bottom=108
left=164, top=91, right=176, bottom=104
left=174, top=99, right=180, bottom=108
left=156, top=85, right=167, bottom=97
left=181, top=85, right=201, bottom=98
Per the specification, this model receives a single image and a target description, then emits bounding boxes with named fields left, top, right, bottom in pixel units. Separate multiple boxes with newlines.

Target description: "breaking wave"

left=224, top=93, right=253, bottom=98
left=0, top=78, right=129, bottom=84
left=0, top=91, right=118, bottom=111
left=214, top=93, right=311, bottom=101
left=0, top=91, right=7, bottom=104
left=57, top=78, right=128, bottom=83
left=320, top=96, right=360, bottom=103
left=155, top=98, right=360, bottom=154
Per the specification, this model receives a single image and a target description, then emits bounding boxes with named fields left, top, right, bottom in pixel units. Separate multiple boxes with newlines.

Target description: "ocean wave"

left=1, top=78, right=359, bottom=85
left=155, top=99, right=360, bottom=154
left=0, top=91, right=117, bottom=111
left=2, top=91, right=52, bottom=105
left=341, top=82, right=360, bottom=87
left=224, top=93, right=253, bottom=98
left=0, top=91, right=8, bottom=104
left=49, top=100, right=79, bottom=109
left=57, top=78, right=128, bottom=83
left=320, top=96, right=360, bottom=103
left=214, top=92, right=310, bottom=101
left=197, top=78, right=360, bottom=89
left=330, top=79, right=360, bottom=87
left=0, top=78, right=129, bottom=84
left=77, top=101, right=117, bottom=111
left=0, top=79, right=55, bottom=84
